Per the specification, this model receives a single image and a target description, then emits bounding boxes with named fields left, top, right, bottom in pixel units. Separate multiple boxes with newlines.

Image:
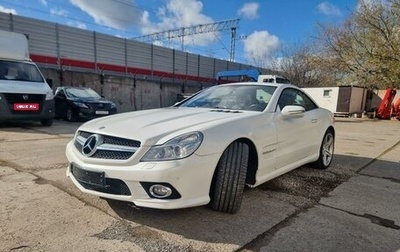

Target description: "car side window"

left=295, top=90, right=318, bottom=111
left=277, top=88, right=318, bottom=111
left=277, top=88, right=297, bottom=110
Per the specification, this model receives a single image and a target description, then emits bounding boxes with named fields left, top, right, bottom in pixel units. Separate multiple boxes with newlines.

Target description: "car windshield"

left=177, top=84, right=276, bottom=112
left=66, top=88, right=101, bottom=99
left=0, top=60, right=44, bottom=82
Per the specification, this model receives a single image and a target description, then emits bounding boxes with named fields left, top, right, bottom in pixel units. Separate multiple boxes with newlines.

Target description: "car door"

left=274, top=88, right=320, bottom=169
left=245, top=86, right=278, bottom=183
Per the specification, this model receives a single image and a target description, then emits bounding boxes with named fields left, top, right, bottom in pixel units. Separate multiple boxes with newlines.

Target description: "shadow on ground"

left=98, top=154, right=396, bottom=249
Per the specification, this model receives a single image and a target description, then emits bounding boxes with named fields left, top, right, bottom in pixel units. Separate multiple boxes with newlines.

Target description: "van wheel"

left=313, top=129, right=334, bottom=169
left=210, top=142, right=248, bottom=214
left=66, top=107, right=76, bottom=122
left=40, top=119, right=53, bottom=126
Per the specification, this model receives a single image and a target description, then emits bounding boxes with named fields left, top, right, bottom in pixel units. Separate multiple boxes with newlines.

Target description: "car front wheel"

left=313, top=129, right=334, bottom=169
left=210, top=141, right=249, bottom=214
left=66, top=107, right=76, bottom=122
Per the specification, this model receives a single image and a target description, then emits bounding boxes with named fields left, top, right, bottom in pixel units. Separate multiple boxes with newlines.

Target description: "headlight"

left=73, top=101, right=89, bottom=109
left=141, top=132, right=203, bottom=161
left=45, top=90, right=54, bottom=100
left=110, top=102, right=116, bottom=108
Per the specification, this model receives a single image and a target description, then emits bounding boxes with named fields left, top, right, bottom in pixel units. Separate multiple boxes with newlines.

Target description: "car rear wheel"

left=211, top=141, right=249, bottom=214
left=313, top=129, right=334, bottom=169
left=66, top=107, right=76, bottom=122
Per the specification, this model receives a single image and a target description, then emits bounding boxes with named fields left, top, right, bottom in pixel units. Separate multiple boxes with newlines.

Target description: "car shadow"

left=102, top=154, right=397, bottom=248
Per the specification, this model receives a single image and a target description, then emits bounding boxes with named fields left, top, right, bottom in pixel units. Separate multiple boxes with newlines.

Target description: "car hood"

left=0, top=80, right=51, bottom=94
left=78, top=107, right=256, bottom=145
left=70, top=97, right=110, bottom=103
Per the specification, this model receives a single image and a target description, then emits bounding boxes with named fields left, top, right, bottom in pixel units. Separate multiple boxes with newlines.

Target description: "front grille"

left=74, top=131, right=140, bottom=160
left=94, top=103, right=110, bottom=109
left=3, top=93, right=45, bottom=114
left=84, top=102, right=111, bottom=110
left=77, top=178, right=131, bottom=196
left=3, top=93, right=44, bottom=103
left=92, top=150, right=134, bottom=160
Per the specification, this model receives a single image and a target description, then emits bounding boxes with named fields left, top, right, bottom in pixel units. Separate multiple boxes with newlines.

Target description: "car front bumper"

left=74, top=107, right=117, bottom=120
left=65, top=140, right=221, bottom=210
left=0, top=98, right=54, bottom=121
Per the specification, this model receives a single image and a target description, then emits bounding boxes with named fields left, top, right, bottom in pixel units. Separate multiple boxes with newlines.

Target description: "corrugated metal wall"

left=0, top=12, right=262, bottom=83
left=153, top=45, right=173, bottom=73
left=174, top=50, right=187, bottom=76
left=96, top=33, right=125, bottom=66
left=59, top=25, right=94, bottom=62
left=127, top=40, right=152, bottom=71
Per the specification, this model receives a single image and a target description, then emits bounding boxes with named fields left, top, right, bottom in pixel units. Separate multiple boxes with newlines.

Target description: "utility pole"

left=230, top=27, right=237, bottom=62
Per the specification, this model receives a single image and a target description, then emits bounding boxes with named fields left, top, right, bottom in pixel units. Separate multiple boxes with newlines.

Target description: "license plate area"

left=71, top=165, right=105, bottom=187
left=95, top=111, right=109, bottom=115
left=14, top=103, right=39, bottom=111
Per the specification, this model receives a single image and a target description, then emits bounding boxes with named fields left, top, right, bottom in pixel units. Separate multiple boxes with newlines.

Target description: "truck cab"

left=0, top=30, right=54, bottom=126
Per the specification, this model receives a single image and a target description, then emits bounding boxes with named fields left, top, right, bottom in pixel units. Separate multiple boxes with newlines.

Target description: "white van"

left=258, top=74, right=291, bottom=84
left=0, top=30, right=54, bottom=126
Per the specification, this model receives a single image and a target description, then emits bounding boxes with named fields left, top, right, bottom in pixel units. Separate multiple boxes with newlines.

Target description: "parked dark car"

left=54, top=86, right=117, bottom=121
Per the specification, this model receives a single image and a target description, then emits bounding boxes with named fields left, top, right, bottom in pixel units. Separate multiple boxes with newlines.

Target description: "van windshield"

left=0, top=60, right=44, bottom=82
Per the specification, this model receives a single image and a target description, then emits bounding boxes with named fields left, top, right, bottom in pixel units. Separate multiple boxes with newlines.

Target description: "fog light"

left=149, top=184, right=172, bottom=198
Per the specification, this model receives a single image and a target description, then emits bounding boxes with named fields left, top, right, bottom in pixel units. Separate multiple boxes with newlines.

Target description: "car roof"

left=62, top=86, right=89, bottom=89
left=219, top=82, right=297, bottom=89
left=55, top=86, right=92, bottom=94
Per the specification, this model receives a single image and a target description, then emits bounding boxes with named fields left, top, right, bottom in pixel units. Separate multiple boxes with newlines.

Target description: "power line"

left=133, top=19, right=240, bottom=61
left=0, top=0, right=246, bottom=62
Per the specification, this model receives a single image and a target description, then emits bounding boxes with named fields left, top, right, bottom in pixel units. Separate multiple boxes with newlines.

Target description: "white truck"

left=0, top=30, right=54, bottom=126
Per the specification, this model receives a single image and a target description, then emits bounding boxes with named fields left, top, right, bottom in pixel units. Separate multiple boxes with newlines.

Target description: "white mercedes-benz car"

left=66, top=82, right=334, bottom=213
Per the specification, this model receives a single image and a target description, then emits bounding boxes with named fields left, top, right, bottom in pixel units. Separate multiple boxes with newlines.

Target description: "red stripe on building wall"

left=30, top=54, right=216, bottom=83
left=30, top=54, right=58, bottom=65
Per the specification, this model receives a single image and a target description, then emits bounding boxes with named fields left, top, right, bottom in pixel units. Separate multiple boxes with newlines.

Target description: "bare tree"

left=267, top=43, right=337, bottom=87
left=316, top=0, right=400, bottom=88
left=247, top=1, right=400, bottom=88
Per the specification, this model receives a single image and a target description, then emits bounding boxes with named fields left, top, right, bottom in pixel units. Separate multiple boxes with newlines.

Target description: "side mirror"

left=281, top=105, right=305, bottom=118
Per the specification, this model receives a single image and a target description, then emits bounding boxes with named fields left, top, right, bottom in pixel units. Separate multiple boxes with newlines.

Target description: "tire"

left=211, top=142, right=249, bottom=214
left=40, top=118, right=53, bottom=126
left=66, top=107, right=76, bottom=122
left=313, top=129, right=334, bottom=169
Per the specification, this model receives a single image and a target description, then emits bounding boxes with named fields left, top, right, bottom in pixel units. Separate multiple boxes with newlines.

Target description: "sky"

left=0, top=0, right=360, bottom=64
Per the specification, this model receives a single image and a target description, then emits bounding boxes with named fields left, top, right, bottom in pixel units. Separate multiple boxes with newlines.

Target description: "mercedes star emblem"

left=82, top=134, right=103, bottom=157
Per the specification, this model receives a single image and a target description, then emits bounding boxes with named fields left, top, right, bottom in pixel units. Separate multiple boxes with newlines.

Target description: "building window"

left=323, top=89, right=332, bottom=97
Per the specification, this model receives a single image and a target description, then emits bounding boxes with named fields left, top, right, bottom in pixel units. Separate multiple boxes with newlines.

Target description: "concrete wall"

left=41, top=68, right=208, bottom=113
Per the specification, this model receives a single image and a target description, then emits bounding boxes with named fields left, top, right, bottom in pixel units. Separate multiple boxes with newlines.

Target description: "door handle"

left=311, top=119, right=318, bottom=123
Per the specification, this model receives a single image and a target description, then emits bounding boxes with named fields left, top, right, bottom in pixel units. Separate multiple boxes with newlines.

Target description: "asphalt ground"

left=0, top=118, right=399, bottom=252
